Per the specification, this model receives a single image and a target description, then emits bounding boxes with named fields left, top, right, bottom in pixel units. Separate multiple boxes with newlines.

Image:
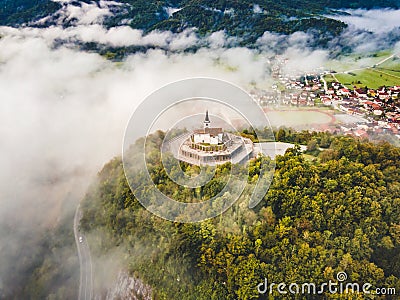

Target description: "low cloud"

left=0, top=26, right=199, bottom=49
left=281, top=48, right=329, bottom=74
left=0, top=16, right=342, bottom=293
left=330, top=9, right=400, bottom=34
left=1, top=1, right=399, bottom=297
left=207, top=30, right=228, bottom=49
left=0, top=22, right=276, bottom=296
left=326, top=8, right=400, bottom=53
left=164, top=6, right=182, bottom=18
left=253, top=4, right=264, bottom=14
left=39, top=0, right=127, bottom=25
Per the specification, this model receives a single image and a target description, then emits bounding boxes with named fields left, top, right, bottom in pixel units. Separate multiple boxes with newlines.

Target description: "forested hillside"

left=81, top=130, right=400, bottom=299
left=0, top=208, right=79, bottom=299
left=0, top=0, right=60, bottom=25
left=1, top=0, right=399, bottom=46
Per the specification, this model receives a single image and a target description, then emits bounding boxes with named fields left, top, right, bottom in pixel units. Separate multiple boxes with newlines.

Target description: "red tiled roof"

left=194, top=127, right=223, bottom=136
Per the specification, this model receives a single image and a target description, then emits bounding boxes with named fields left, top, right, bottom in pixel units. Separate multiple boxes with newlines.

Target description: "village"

left=250, top=58, right=400, bottom=140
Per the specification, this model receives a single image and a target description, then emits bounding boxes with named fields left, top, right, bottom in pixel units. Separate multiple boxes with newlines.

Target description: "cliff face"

left=106, top=271, right=152, bottom=300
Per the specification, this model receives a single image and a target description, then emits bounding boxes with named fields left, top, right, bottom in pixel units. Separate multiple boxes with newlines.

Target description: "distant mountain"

left=1, top=0, right=400, bottom=46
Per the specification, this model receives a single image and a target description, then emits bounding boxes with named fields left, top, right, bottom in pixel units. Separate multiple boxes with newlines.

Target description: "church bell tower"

left=204, top=110, right=211, bottom=129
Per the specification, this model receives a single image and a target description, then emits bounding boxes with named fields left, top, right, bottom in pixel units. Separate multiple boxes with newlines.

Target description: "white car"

left=79, top=236, right=83, bottom=243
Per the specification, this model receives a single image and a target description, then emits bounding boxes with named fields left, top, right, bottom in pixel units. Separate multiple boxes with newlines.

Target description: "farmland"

left=335, top=67, right=399, bottom=89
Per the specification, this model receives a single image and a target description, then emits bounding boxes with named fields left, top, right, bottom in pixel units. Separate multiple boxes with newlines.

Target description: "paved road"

left=375, top=53, right=399, bottom=67
left=74, top=204, right=93, bottom=300
left=321, top=74, right=328, bottom=92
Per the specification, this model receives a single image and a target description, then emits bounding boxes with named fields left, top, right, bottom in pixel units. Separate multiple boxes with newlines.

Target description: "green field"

left=323, top=74, right=336, bottom=84
left=325, top=50, right=394, bottom=73
left=375, top=56, right=400, bottom=79
left=335, top=68, right=400, bottom=89
left=328, top=51, right=400, bottom=89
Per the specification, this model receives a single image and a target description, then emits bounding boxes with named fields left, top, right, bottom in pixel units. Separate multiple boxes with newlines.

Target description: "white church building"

left=171, top=111, right=255, bottom=166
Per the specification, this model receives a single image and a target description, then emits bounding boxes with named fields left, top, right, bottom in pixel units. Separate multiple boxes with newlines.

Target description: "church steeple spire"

left=204, top=110, right=210, bottom=128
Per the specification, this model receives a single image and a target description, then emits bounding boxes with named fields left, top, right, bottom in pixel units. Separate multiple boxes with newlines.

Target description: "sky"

left=0, top=0, right=399, bottom=297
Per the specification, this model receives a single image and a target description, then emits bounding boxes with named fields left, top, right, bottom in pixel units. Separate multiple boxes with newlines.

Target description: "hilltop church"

left=192, top=110, right=225, bottom=145
left=175, top=111, right=255, bottom=166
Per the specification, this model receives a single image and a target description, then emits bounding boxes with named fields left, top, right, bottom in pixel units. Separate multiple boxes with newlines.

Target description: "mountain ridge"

left=1, top=0, right=400, bottom=47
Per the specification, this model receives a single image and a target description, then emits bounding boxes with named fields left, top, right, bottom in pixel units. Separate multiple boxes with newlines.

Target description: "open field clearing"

left=375, top=57, right=400, bottom=79
left=335, top=68, right=400, bottom=89
left=325, top=50, right=394, bottom=73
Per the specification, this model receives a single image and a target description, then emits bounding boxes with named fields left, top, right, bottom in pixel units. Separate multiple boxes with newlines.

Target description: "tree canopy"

left=81, top=130, right=400, bottom=299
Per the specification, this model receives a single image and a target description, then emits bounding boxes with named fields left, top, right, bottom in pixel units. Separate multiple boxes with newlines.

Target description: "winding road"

left=74, top=204, right=93, bottom=300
